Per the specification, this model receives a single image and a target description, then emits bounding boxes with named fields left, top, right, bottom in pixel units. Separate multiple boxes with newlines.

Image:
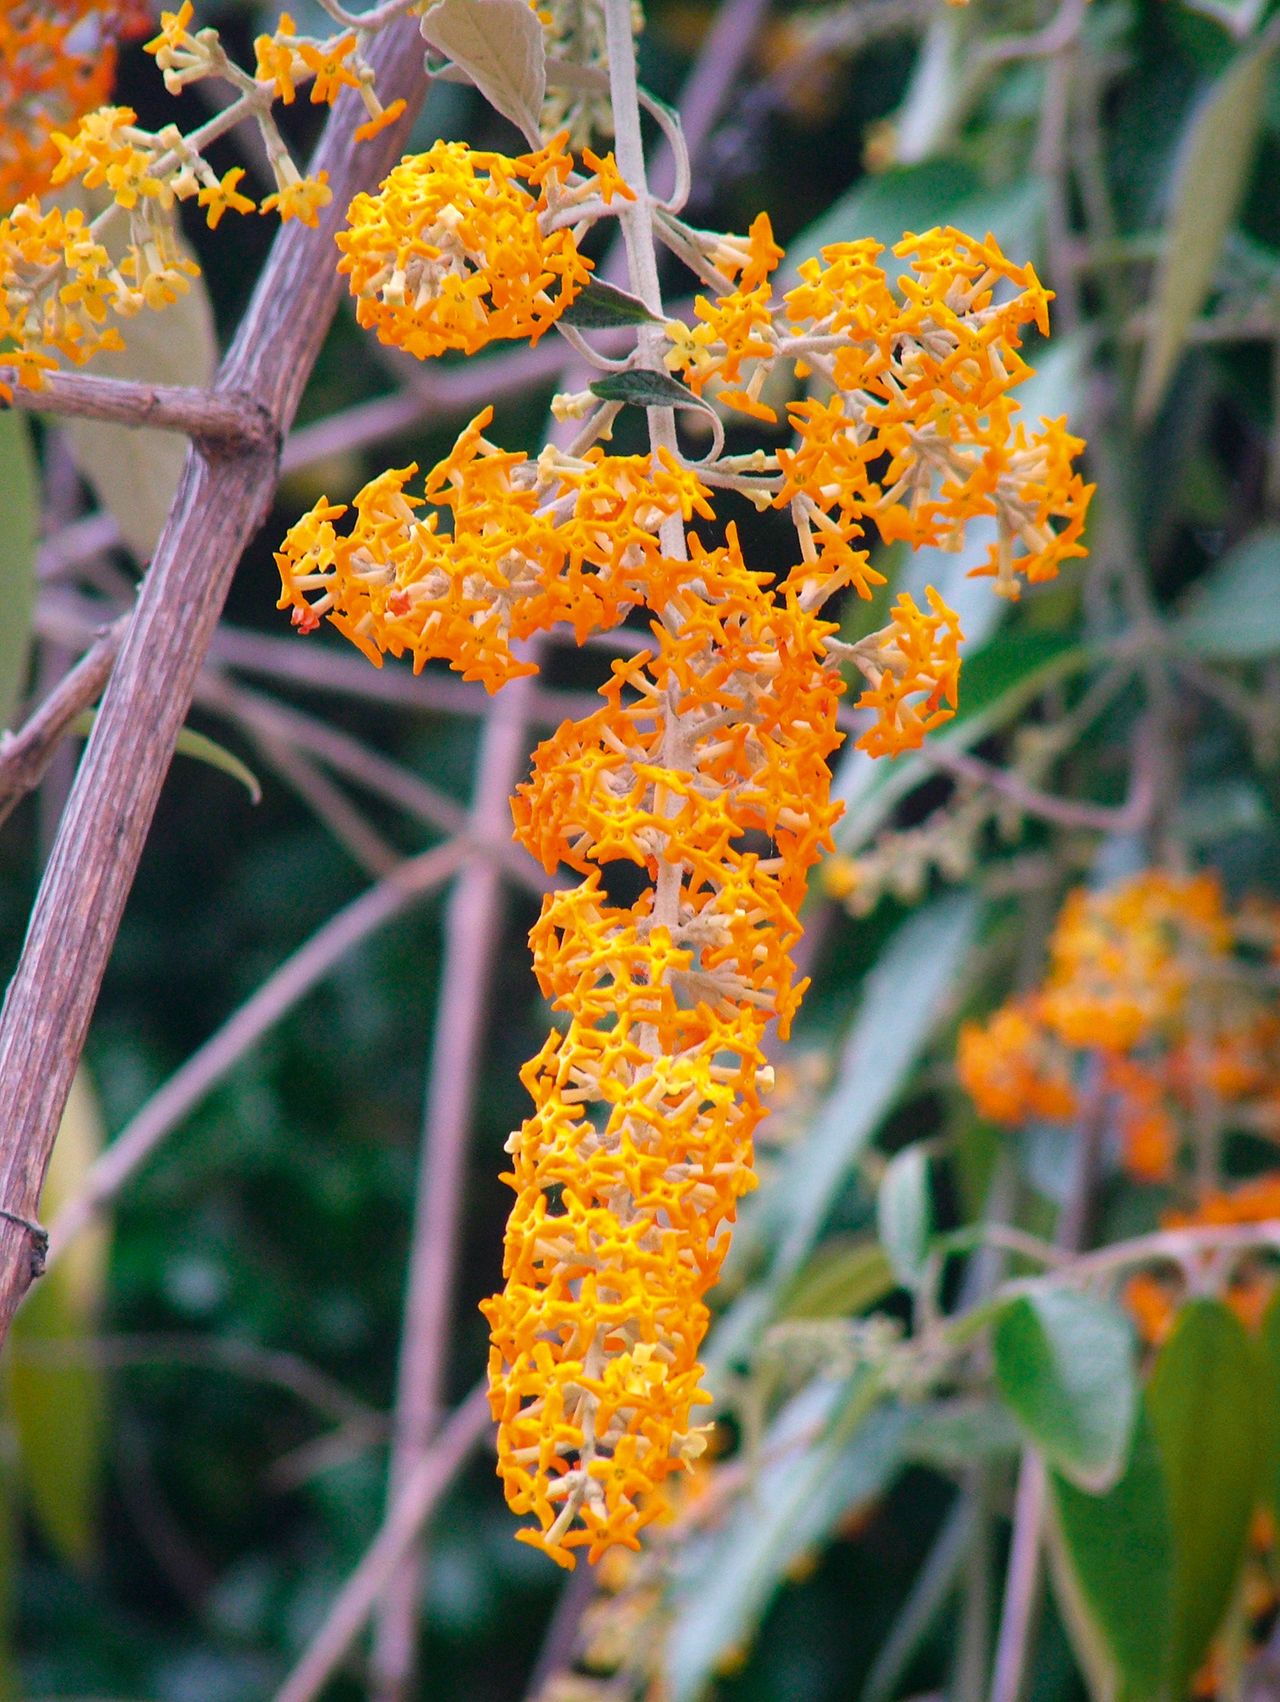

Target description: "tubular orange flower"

left=336, top=139, right=594, bottom=360
left=849, top=588, right=963, bottom=758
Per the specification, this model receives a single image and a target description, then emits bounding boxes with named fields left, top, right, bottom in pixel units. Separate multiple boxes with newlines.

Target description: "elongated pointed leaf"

left=877, top=1145, right=932, bottom=1287
left=1260, top=1289, right=1280, bottom=1529
left=0, top=412, right=37, bottom=731
left=1148, top=1298, right=1266, bottom=1695
left=781, top=1239, right=896, bottom=1321
left=70, top=713, right=261, bottom=803
left=993, top=1289, right=1137, bottom=1490
left=590, top=369, right=709, bottom=412
left=559, top=279, right=660, bottom=329
left=1134, top=42, right=1273, bottom=422
left=7, top=1066, right=111, bottom=1568
left=1050, top=1402, right=1174, bottom=1700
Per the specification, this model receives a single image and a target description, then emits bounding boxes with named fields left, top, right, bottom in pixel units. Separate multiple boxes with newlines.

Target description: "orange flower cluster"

left=1125, top=1174, right=1280, bottom=1347
left=337, top=140, right=608, bottom=360
left=958, top=871, right=1280, bottom=1182
left=667, top=222, right=1092, bottom=600
left=0, top=0, right=148, bottom=213
left=278, top=210, right=1088, bottom=1563
left=848, top=589, right=963, bottom=758
left=275, top=408, right=714, bottom=690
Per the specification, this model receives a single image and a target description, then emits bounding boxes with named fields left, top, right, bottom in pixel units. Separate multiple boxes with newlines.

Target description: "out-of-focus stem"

left=369, top=677, right=537, bottom=1701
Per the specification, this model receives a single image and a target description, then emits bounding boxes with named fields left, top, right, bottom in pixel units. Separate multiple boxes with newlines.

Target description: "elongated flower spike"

left=269, top=2, right=1090, bottom=1560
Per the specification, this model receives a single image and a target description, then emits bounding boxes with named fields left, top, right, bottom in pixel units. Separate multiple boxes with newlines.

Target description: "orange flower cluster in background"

left=0, top=0, right=149, bottom=214
left=667, top=222, right=1093, bottom=601
left=958, top=870, right=1280, bottom=1183
left=279, top=193, right=1089, bottom=1562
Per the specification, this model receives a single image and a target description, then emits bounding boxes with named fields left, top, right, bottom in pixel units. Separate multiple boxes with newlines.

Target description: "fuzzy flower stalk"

left=275, top=0, right=1091, bottom=1567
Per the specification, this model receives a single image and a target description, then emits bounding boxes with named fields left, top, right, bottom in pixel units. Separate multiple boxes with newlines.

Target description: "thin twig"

left=45, top=840, right=469, bottom=1269
left=243, top=725, right=403, bottom=877
left=273, top=1384, right=493, bottom=1702
left=988, top=1070, right=1105, bottom=1702
left=194, top=672, right=475, bottom=844
left=0, top=616, right=127, bottom=829
left=10, top=1331, right=382, bottom=1430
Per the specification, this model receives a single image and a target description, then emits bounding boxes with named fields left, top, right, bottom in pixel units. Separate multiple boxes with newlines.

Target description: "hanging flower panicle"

left=277, top=93, right=1090, bottom=1559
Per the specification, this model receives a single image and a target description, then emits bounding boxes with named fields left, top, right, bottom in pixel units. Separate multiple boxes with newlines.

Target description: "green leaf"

left=60, top=220, right=216, bottom=564
left=1173, top=527, right=1280, bottom=659
left=7, top=1066, right=110, bottom=1568
left=902, top=1397, right=1022, bottom=1471
left=1148, top=1298, right=1266, bottom=1694
left=172, top=728, right=263, bottom=804
left=1134, top=42, right=1274, bottom=423
left=1050, top=1402, right=1174, bottom=1699
left=706, top=894, right=980, bottom=1378
left=559, top=279, right=661, bottom=329
left=1260, top=1288, right=1280, bottom=1529
left=877, top=1146, right=932, bottom=1287
left=70, top=713, right=261, bottom=803
left=665, top=1375, right=906, bottom=1702
left=780, top=1239, right=897, bottom=1320
left=589, top=369, right=709, bottom=412
left=0, top=410, right=38, bottom=730
left=993, top=1289, right=1137, bottom=1490
left=419, top=0, right=547, bottom=143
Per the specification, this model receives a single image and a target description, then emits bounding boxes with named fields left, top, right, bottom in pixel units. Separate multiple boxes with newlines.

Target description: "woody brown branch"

left=1, top=368, right=276, bottom=448
left=0, top=19, right=431, bottom=1348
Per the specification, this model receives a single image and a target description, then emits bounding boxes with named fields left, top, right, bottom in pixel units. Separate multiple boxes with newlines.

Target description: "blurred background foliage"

left=4, top=0, right=1280, bottom=1697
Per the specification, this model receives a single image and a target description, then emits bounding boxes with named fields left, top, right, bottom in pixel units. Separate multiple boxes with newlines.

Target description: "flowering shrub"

left=13, top=2, right=1280, bottom=1698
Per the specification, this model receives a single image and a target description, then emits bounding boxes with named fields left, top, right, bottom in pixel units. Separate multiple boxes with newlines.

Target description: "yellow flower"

left=197, top=166, right=255, bottom=229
